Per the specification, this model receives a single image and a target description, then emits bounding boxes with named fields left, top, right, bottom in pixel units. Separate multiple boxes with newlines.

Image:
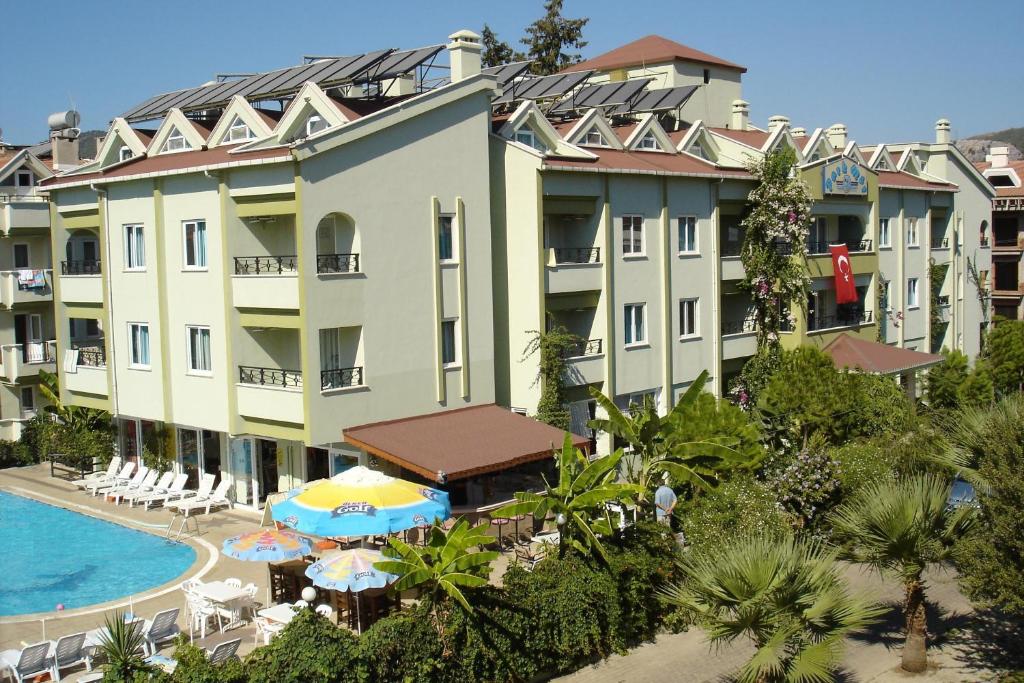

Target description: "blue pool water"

left=0, top=491, right=196, bottom=616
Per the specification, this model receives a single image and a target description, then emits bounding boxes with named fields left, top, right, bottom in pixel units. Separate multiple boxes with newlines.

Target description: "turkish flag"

left=830, top=244, right=858, bottom=304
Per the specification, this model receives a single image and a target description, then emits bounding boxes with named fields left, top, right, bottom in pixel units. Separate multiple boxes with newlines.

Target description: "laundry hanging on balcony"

left=829, top=244, right=858, bottom=304
left=16, top=269, right=46, bottom=290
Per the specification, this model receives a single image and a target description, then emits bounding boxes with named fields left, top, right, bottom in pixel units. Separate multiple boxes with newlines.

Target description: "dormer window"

left=227, top=116, right=252, bottom=142
left=14, top=170, right=33, bottom=188
left=514, top=128, right=546, bottom=152
left=690, top=142, right=705, bottom=159
left=306, top=114, right=328, bottom=137
left=119, top=146, right=133, bottom=162
left=583, top=129, right=607, bottom=147
left=916, top=153, right=927, bottom=172
left=809, top=152, right=821, bottom=163
left=163, top=127, right=190, bottom=153
left=638, top=131, right=659, bottom=150
left=988, top=173, right=1015, bottom=188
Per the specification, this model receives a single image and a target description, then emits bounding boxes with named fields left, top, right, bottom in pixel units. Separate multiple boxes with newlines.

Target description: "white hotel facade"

left=42, top=31, right=994, bottom=507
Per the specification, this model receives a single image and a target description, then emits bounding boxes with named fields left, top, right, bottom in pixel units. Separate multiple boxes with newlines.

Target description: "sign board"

left=822, top=158, right=868, bottom=196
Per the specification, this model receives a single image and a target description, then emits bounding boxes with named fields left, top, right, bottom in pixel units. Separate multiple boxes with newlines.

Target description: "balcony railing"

left=722, top=317, right=757, bottom=335
left=553, top=247, right=601, bottom=264
left=931, top=236, right=950, bottom=249
left=76, top=346, right=106, bottom=368
left=238, top=365, right=302, bottom=388
left=316, top=253, right=360, bottom=274
left=320, top=366, right=363, bottom=391
left=61, top=260, right=102, bottom=275
left=721, top=241, right=743, bottom=257
left=808, top=309, right=873, bottom=332
left=561, top=338, right=603, bottom=358
left=804, top=239, right=872, bottom=255
left=993, top=235, right=1020, bottom=248
left=981, top=235, right=990, bottom=247
left=234, top=255, right=297, bottom=275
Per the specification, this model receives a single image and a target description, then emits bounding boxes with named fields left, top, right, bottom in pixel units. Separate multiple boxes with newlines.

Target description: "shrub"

left=440, top=588, right=537, bottom=683
left=676, top=472, right=788, bottom=549
left=986, top=317, right=1024, bottom=396
left=766, top=436, right=843, bottom=535
left=358, top=605, right=446, bottom=683
left=243, top=609, right=359, bottom=683
left=832, top=439, right=896, bottom=494
left=157, top=637, right=245, bottom=683
left=927, top=349, right=969, bottom=408
left=604, top=522, right=680, bottom=644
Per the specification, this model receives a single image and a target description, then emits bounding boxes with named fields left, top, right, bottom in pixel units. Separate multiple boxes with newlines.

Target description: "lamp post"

left=555, top=512, right=567, bottom=558
left=301, top=586, right=317, bottom=608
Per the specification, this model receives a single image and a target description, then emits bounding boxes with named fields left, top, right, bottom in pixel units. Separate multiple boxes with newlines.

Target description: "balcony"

left=981, top=235, right=990, bottom=248
left=316, top=253, right=360, bottom=275
left=804, top=239, right=873, bottom=255
left=62, top=260, right=101, bottom=276
left=236, top=365, right=304, bottom=424
left=232, top=255, right=299, bottom=310
left=721, top=316, right=757, bottom=360
left=808, top=309, right=873, bottom=333
left=1, top=340, right=57, bottom=382
left=0, top=270, right=52, bottom=308
left=931, top=236, right=950, bottom=250
left=992, top=233, right=1022, bottom=252
left=320, top=366, right=364, bottom=392
left=562, top=338, right=604, bottom=387
left=545, top=247, right=602, bottom=294
left=66, top=346, right=107, bottom=395
left=936, top=295, right=952, bottom=323
left=0, top=196, right=49, bottom=234
left=59, top=260, right=103, bottom=304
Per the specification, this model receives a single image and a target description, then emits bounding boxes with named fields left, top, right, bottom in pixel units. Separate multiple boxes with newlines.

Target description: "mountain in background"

left=77, top=130, right=105, bottom=159
left=956, top=127, right=1024, bottom=163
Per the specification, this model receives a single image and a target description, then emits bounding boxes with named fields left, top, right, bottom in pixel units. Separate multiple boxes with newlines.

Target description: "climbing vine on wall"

left=929, top=259, right=950, bottom=353
left=523, top=323, right=581, bottom=431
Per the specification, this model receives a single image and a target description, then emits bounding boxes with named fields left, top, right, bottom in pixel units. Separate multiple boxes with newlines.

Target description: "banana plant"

left=492, top=434, right=643, bottom=562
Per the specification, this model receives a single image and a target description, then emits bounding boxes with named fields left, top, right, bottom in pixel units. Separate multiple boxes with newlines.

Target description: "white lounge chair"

left=0, top=641, right=52, bottom=683
left=120, top=471, right=174, bottom=506
left=169, top=479, right=232, bottom=518
left=85, top=461, right=134, bottom=495
left=136, top=472, right=189, bottom=509
left=207, top=639, right=241, bottom=666
left=109, top=468, right=159, bottom=503
left=142, top=607, right=181, bottom=656
left=71, top=457, right=121, bottom=488
left=48, top=632, right=89, bottom=682
left=96, top=465, right=149, bottom=497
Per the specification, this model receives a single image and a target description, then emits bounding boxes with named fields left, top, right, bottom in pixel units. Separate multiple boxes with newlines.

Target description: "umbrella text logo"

left=331, top=501, right=377, bottom=517
left=419, top=488, right=441, bottom=501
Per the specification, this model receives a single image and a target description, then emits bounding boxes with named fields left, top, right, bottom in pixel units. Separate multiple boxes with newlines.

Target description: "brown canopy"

left=823, top=333, right=943, bottom=375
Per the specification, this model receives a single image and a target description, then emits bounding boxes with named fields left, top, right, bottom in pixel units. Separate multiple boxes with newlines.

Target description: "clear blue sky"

left=1, top=0, right=1020, bottom=145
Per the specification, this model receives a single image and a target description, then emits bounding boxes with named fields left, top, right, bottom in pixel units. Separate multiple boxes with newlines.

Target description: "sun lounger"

left=0, top=641, right=52, bottom=683
left=154, top=473, right=214, bottom=512
left=107, top=468, right=158, bottom=502
left=142, top=608, right=181, bottom=656
left=85, top=462, right=135, bottom=495
left=169, top=479, right=232, bottom=517
left=71, top=457, right=121, bottom=488
left=207, top=639, right=241, bottom=665
left=121, top=471, right=176, bottom=507
left=48, top=632, right=88, bottom=682
left=112, top=470, right=168, bottom=505
left=136, top=472, right=190, bottom=510
left=96, top=466, right=149, bottom=497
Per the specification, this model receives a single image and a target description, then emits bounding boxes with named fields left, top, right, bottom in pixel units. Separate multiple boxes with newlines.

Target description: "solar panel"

left=550, top=79, right=651, bottom=114
left=362, top=45, right=443, bottom=81
left=491, top=70, right=593, bottom=105
left=482, top=61, right=532, bottom=87
left=607, top=85, right=698, bottom=115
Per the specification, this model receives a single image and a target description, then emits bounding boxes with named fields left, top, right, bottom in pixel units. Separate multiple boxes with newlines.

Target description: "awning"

left=343, top=404, right=589, bottom=483
left=823, top=333, right=943, bottom=375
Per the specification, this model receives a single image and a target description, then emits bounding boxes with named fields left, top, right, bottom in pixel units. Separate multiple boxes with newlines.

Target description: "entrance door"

left=178, top=428, right=201, bottom=488
left=121, top=418, right=141, bottom=463
left=256, top=439, right=279, bottom=504
left=201, top=430, right=222, bottom=486
left=25, top=314, right=44, bottom=362
left=229, top=437, right=254, bottom=506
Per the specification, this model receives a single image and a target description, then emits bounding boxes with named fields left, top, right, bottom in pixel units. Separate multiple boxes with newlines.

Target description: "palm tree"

left=491, top=434, right=643, bottom=561
left=95, top=611, right=153, bottom=681
left=660, top=535, right=883, bottom=683
left=829, top=475, right=975, bottom=673
left=38, top=369, right=111, bottom=431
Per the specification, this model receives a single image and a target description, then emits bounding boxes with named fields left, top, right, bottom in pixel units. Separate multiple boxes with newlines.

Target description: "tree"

left=492, top=434, right=642, bottom=561
left=959, top=359, right=994, bottom=408
left=521, top=0, right=588, bottom=75
left=38, top=368, right=111, bottom=432
left=950, top=396, right=1024, bottom=616
left=829, top=475, right=974, bottom=673
left=242, top=609, right=359, bottom=683
left=96, top=611, right=154, bottom=682
left=660, top=535, right=882, bottom=683
left=523, top=325, right=580, bottom=430
left=926, top=349, right=969, bottom=409
left=666, top=391, right=765, bottom=466
left=985, top=317, right=1024, bottom=396
left=481, top=24, right=522, bottom=67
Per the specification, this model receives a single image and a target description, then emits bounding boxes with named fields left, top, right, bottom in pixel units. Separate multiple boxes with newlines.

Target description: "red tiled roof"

left=609, top=121, right=638, bottom=143
left=40, top=144, right=291, bottom=188
left=134, top=128, right=156, bottom=145
left=562, top=35, right=746, bottom=74
left=710, top=127, right=770, bottom=149
left=823, top=333, right=943, bottom=374
left=544, top=147, right=751, bottom=178
left=877, top=170, right=956, bottom=191
left=343, top=404, right=589, bottom=482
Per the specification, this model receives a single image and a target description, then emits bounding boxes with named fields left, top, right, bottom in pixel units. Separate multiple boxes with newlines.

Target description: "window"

left=679, top=298, right=698, bottom=338
left=441, top=319, right=458, bottom=366
left=14, top=170, right=32, bottom=188
left=124, top=224, right=145, bottom=270
left=20, top=387, right=34, bottom=413
left=907, top=278, right=919, bottom=308
left=163, top=127, right=190, bottom=153
left=879, top=218, right=891, bottom=248
left=182, top=220, right=207, bottom=269
left=583, top=128, right=606, bottom=146
left=87, top=319, right=100, bottom=337
left=689, top=142, right=705, bottom=159
left=227, top=116, right=252, bottom=142
left=678, top=216, right=697, bottom=253
left=624, top=303, right=646, bottom=346
left=514, top=127, right=545, bottom=152
left=13, top=244, right=29, bottom=269
left=622, top=215, right=644, bottom=256
left=128, top=323, right=150, bottom=368
left=438, top=215, right=454, bottom=261
left=306, top=114, right=328, bottom=136
left=907, top=218, right=919, bottom=247
left=186, top=326, right=212, bottom=374
left=702, top=68, right=711, bottom=84
left=882, top=280, right=891, bottom=311
left=628, top=390, right=657, bottom=409
left=119, top=146, right=133, bottom=162
left=637, top=131, right=658, bottom=150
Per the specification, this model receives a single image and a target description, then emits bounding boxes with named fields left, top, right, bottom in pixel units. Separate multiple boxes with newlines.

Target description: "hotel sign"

left=822, top=158, right=868, bottom=196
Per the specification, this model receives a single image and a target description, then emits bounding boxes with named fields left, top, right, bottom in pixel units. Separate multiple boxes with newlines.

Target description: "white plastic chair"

left=224, top=578, right=242, bottom=589
left=254, top=617, right=284, bottom=645
left=185, top=593, right=220, bottom=640
left=0, top=642, right=53, bottom=683
left=293, top=599, right=309, bottom=608
left=48, top=632, right=88, bottom=682
left=315, top=604, right=333, bottom=619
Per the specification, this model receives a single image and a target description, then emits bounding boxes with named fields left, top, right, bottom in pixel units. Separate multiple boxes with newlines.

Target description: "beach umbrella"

left=272, top=466, right=450, bottom=538
left=305, top=548, right=398, bottom=633
left=222, top=529, right=314, bottom=562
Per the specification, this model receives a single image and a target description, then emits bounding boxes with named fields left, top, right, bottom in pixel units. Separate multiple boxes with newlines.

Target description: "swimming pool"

left=0, top=491, right=196, bottom=617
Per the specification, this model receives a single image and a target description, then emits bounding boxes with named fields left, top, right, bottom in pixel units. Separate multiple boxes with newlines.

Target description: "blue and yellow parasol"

left=305, top=548, right=397, bottom=592
left=271, top=466, right=450, bottom=537
left=222, top=529, right=313, bottom=562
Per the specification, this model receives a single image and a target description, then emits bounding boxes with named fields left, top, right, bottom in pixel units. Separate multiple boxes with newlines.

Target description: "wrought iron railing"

left=316, top=253, right=360, bottom=274
left=320, top=366, right=363, bottom=391
left=238, top=365, right=303, bottom=388
left=931, top=236, right=950, bottom=249
left=807, top=309, right=873, bottom=332
left=61, top=260, right=101, bottom=275
left=553, top=247, right=601, bottom=264
left=993, top=235, right=1019, bottom=248
left=76, top=347, right=106, bottom=368
left=233, top=255, right=298, bottom=275
left=721, top=317, right=757, bottom=335
left=980, top=235, right=990, bottom=247
left=804, top=239, right=872, bottom=254
left=561, top=338, right=603, bottom=358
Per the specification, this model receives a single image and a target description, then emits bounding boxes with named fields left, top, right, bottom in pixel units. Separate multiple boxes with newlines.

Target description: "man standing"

left=654, top=477, right=677, bottom=526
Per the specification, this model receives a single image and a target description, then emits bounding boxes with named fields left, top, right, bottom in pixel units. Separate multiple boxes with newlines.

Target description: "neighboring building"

left=975, top=147, right=1024, bottom=319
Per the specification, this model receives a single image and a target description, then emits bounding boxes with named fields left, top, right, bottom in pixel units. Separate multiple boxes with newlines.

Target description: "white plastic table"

left=258, top=603, right=300, bottom=625
left=193, top=581, right=249, bottom=630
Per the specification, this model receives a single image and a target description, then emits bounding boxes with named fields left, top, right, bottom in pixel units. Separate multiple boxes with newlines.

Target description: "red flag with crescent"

left=830, top=244, right=858, bottom=304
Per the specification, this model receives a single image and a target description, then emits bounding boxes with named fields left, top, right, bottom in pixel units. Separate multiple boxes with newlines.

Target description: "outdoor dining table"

left=193, top=581, right=250, bottom=630
left=258, top=603, right=301, bottom=626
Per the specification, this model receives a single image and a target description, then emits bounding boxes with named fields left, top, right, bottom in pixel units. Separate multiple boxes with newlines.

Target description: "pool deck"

left=0, top=463, right=270, bottom=680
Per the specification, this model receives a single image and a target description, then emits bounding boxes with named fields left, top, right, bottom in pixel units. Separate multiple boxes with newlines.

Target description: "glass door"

left=229, top=437, right=254, bottom=506
left=178, top=428, right=201, bottom=488
left=121, top=418, right=141, bottom=463
left=201, top=430, right=222, bottom=486
left=256, top=439, right=279, bottom=505
left=26, top=314, right=44, bottom=362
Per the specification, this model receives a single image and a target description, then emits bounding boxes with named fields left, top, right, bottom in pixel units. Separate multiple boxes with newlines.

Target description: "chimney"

left=767, top=115, right=790, bottom=134
left=935, top=118, right=951, bottom=144
left=826, top=123, right=847, bottom=149
left=990, top=146, right=1010, bottom=169
left=791, top=126, right=807, bottom=138
left=447, top=29, right=482, bottom=83
left=381, top=74, right=416, bottom=96
left=730, top=100, right=749, bottom=131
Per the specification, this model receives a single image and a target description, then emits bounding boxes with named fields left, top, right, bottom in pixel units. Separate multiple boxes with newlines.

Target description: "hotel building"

left=975, top=147, right=1024, bottom=319
left=41, top=32, right=994, bottom=502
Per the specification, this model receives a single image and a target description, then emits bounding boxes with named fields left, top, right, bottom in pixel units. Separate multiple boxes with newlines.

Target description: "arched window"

left=315, top=213, right=359, bottom=274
